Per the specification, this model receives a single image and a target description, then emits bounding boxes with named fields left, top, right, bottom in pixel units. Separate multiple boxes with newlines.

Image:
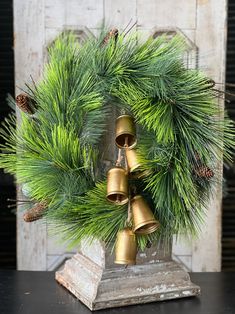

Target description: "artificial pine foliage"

left=0, top=28, right=234, bottom=250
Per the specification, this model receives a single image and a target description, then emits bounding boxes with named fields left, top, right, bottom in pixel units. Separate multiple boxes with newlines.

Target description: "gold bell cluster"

left=106, top=114, right=160, bottom=266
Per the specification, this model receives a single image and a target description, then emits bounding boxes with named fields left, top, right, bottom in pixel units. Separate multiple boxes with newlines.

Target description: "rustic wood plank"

left=14, top=0, right=47, bottom=270
left=104, top=0, right=137, bottom=29
left=136, top=0, right=197, bottom=29
left=191, top=0, right=227, bottom=271
left=45, top=0, right=65, bottom=29
left=46, top=234, right=77, bottom=256
left=45, top=0, right=104, bottom=30
left=56, top=252, right=200, bottom=310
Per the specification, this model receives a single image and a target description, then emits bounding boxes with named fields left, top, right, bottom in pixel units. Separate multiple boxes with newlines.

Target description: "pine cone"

left=23, top=202, right=47, bottom=222
left=195, top=166, right=214, bottom=179
left=102, top=28, right=118, bottom=45
left=16, top=93, right=35, bottom=114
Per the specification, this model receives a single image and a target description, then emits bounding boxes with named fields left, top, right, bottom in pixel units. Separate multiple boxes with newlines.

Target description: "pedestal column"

left=56, top=239, right=200, bottom=310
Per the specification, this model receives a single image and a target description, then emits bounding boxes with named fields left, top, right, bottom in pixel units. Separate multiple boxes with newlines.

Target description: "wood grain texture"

left=104, top=0, right=137, bottom=29
left=14, top=0, right=47, bottom=271
left=192, top=0, right=227, bottom=271
left=136, top=0, right=197, bottom=29
left=45, top=0, right=66, bottom=29
left=55, top=241, right=199, bottom=310
left=45, top=0, right=104, bottom=29
left=56, top=253, right=200, bottom=310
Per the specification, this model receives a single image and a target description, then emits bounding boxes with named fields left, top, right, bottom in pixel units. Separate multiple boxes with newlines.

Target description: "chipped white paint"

left=56, top=252, right=200, bottom=310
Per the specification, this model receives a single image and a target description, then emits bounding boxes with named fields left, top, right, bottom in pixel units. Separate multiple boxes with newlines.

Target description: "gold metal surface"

left=115, top=228, right=137, bottom=265
left=125, top=149, right=152, bottom=178
left=115, top=115, right=137, bottom=148
left=131, top=195, right=160, bottom=235
left=125, top=148, right=141, bottom=173
left=106, top=167, right=129, bottom=205
left=130, top=169, right=152, bottom=179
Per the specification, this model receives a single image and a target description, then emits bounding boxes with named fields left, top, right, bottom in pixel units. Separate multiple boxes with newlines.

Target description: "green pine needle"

left=0, top=28, right=234, bottom=250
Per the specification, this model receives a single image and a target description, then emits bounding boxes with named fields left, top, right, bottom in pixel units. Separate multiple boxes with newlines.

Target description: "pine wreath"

left=0, top=29, right=234, bottom=251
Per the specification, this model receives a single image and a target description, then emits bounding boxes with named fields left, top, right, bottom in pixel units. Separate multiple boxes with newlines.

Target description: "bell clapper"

left=115, top=148, right=123, bottom=167
left=116, top=194, right=121, bottom=204
left=124, top=136, right=128, bottom=148
left=123, top=136, right=130, bottom=172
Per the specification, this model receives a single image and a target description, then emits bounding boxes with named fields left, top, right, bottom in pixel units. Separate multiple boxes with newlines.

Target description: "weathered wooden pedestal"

left=56, top=239, right=200, bottom=310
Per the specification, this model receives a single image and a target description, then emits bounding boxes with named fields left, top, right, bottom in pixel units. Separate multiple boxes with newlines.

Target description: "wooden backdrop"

left=14, top=0, right=227, bottom=271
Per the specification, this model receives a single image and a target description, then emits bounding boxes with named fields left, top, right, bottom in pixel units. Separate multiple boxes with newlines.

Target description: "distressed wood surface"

left=104, top=0, right=137, bottom=28
left=45, top=0, right=104, bottom=29
left=79, top=238, right=172, bottom=269
left=191, top=0, right=227, bottom=272
left=14, top=0, right=47, bottom=271
left=136, top=0, right=197, bottom=29
left=56, top=251, right=200, bottom=310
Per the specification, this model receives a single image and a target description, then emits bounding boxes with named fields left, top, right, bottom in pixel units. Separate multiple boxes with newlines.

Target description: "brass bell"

left=131, top=195, right=160, bottom=235
left=125, top=148, right=151, bottom=178
left=125, top=148, right=141, bottom=173
left=115, top=115, right=137, bottom=148
left=115, top=228, right=137, bottom=265
left=106, top=166, right=129, bottom=205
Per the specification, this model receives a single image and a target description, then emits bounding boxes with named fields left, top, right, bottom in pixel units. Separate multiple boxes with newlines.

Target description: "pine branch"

left=0, top=28, right=234, bottom=248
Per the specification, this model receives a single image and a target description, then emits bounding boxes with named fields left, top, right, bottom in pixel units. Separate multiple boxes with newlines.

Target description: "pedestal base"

left=56, top=252, right=200, bottom=311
